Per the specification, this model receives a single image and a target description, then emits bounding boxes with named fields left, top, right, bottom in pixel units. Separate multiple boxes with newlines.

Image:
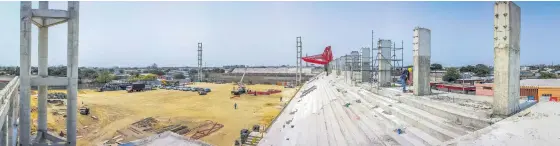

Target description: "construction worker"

left=234, top=103, right=238, bottom=109
left=401, top=68, right=409, bottom=93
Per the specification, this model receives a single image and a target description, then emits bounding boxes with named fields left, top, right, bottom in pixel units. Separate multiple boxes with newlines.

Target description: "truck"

left=126, top=83, right=145, bottom=93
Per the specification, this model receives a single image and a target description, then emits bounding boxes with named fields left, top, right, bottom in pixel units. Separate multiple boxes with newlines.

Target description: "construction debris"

left=190, top=120, right=224, bottom=140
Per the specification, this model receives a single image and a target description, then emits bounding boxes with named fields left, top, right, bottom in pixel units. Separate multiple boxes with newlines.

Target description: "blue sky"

left=0, top=1, right=559, bottom=67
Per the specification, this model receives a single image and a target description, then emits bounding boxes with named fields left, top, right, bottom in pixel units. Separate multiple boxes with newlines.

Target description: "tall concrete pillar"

left=19, top=2, right=32, bottom=146
left=493, top=1, right=520, bottom=116
left=378, top=40, right=392, bottom=87
left=66, top=2, right=80, bottom=145
left=413, top=27, right=431, bottom=96
left=361, top=47, right=371, bottom=83
left=351, top=51, right=360, bottom=84
left=37, top=2, right=49, bottom=142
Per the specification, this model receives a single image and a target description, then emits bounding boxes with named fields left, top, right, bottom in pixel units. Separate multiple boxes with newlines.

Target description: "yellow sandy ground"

left=30, top=83, right=297, bottom=146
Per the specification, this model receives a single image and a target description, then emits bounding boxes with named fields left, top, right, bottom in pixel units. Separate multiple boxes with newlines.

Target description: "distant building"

left=475, top=79, right=560, bottom=101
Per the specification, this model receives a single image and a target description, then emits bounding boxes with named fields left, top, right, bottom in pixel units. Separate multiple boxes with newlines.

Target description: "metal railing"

left=0, top=76, right=20, bottom=146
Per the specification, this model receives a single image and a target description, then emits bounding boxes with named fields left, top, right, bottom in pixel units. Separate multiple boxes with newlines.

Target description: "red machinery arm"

left=301, top=46, right=333, bottom=65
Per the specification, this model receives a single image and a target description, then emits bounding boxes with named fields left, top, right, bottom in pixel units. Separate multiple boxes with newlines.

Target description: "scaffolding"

left=197, top=42, right=203, bottom=82
left=370, top=35, right=404, bottom=89
left=296, top=36, right=303, bottom=86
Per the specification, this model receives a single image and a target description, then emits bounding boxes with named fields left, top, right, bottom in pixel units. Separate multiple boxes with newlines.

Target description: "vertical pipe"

left=66, top=1, right=79, bottom=146
left=19, top=2, right=32, bottom=146
left=37, top=2, right=49, bottom=142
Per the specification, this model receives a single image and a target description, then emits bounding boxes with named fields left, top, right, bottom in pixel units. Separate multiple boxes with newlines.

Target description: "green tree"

left=139, top=74, right=157, bottom=81
left=48, top=66, right=67, bottom=77
left=96, top=71, right=115, bottom=83
left=443, top=67, right=460, bottom=82
left=173, top=73, right=186, bottom=79
left=459, top=65, right=475, bottom=73
left=79, top=68, right=98, bottom=79
left=474, top=64, right=490, bottom=77
left=539, top=72, right=557, bottom=79
left=148, top=69, right=165, bottom=76
left=430, top=63, right=443, bottom=70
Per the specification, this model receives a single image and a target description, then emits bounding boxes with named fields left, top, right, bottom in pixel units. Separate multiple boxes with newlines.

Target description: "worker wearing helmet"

left=401, top=68, right=410, bottom=93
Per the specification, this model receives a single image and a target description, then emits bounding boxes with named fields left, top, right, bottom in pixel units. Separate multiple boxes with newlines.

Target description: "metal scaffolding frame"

left=296, top=36, right=303, bottom=86
left=197, top=42, right=203, bottom=82
left=370, top=31, right=404, bottom=89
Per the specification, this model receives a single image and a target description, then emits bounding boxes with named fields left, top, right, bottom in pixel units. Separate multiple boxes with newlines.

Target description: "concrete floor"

left=259, top=73, right=538, bottom=146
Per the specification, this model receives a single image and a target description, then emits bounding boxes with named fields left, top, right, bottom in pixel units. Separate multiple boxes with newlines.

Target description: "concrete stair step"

left=340, top=88, right=441, bottom=145
left=360, top=91, right=461, bottom=142
left=395, top=101, right=472, bottom=134
left=374, top=89, right=492, bottom=130
left=372, top=107, right=441, bottom=146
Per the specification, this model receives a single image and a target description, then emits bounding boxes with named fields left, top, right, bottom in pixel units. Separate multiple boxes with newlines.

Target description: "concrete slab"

left=444, top=102, right=560, bottom=146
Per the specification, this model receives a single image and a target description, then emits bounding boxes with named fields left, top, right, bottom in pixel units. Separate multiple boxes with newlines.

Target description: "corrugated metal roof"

left=520, top=79, right=560, bottom=87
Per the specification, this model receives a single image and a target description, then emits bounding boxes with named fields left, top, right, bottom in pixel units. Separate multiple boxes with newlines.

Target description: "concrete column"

left=378, top=40, right=392, bottom=87
left=66, top=2, right=79, bottom=146
left=493, top=1, right=521, bottom=116
left=19, top=2, right=32, bottom=146
left=351, top=51, right=360, bottom=84
left=37, top=2, right=48, bottom=141
left=413, top=27, right=431, bottom=96
left=361, top=47, right=371, bottom=83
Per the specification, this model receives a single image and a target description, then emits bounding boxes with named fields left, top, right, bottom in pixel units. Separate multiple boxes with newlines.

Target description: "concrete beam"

left=30, top=76, right=68, bottom=86
left=493, top=1, right=521, bottom=116
left=413, top=27, right=431, bottom=96
left=31, top=9, right=69, bottom=19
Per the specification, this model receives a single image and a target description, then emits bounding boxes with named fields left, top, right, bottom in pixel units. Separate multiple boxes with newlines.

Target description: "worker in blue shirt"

left=401, top=68, right=409, bottom=93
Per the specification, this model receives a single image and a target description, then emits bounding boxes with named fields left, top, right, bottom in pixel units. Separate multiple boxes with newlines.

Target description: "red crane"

left=301, top=46, right=333, bottom=75
left=301, top=46, right=333, bottom=65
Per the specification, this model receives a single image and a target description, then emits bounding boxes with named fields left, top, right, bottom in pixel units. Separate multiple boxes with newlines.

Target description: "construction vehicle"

left=231, top=67, right=248, bottom=96
left=126, top=83, right=145, bottom=93
left=301, top=46, right=333, bottom=75
left=79, top=107, right=90, bottom=115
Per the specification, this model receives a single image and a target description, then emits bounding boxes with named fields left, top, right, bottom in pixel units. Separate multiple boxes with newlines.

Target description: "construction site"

left=1, top=1, right=559, bottom=146
left=28, top=82, right=298, bottom=146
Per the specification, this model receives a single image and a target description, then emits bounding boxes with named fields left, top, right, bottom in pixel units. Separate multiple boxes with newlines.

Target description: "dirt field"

left=30, top=83, right=298, bottom=146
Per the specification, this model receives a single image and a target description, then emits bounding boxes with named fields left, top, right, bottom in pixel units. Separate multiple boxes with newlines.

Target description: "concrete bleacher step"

left=339, top=88, right=441, bottom=146
left=372, top=107, right=441, bottom=146
left=395, top=101, right=472, bottom=134
left=373, top=89, right=492, bottom=130
left=361, top=92, right=460, bottom=142
left=363, top=90, right=472, bottom=134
